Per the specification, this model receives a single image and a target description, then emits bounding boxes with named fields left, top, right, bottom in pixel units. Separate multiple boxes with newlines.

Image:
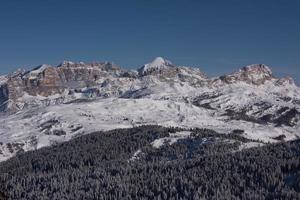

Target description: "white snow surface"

left=0, top=93, right=299, bottom=162
left=129, top=149, right=142, bottom=161
left=0, top=76, right=7, bottom=86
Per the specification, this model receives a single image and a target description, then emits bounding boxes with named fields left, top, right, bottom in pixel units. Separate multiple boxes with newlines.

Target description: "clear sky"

left=0, top=0, right=299, bottom=83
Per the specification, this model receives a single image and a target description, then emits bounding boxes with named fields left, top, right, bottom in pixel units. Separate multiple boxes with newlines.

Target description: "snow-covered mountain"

left=0, top=57, right=299, bottom=161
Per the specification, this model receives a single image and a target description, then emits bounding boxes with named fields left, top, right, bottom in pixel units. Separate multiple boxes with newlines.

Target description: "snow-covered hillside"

left=0, top=57, right=299, bottom=161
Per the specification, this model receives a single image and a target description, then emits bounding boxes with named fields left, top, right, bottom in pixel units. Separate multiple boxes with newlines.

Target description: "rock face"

left=0, top=61, right=132, bottom=112
left=220, top=64, right=273, bottom=85
left=23, top=65, right=64, bottom=96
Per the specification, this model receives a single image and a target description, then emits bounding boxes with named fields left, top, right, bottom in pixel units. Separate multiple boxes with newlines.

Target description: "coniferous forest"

left=1, top=125, right=300, bottom=200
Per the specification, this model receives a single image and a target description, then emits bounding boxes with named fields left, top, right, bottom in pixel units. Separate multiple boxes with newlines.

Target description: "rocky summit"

left=0, top=61, right=132, bottom=111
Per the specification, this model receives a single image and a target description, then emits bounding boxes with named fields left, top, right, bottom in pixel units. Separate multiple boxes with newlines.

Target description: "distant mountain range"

left=0, top=57, right=299, bottom=161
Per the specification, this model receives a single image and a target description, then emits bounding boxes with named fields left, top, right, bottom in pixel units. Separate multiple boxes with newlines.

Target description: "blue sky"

left=0, top=0, right=299, bottom=83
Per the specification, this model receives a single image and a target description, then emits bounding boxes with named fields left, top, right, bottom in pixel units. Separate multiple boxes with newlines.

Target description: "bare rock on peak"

left=220, top=64, right=274, bottom=85
left=276, top=76, right=296, bottom=87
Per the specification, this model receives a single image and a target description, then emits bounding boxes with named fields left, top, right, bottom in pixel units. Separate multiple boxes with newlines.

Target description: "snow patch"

left=238, top=142, right=264, bottom=151
left=0, top=76, right=7, bottom=86
left=129, top=149, right=142, bottom=161
left=151, top=131, right=191, bottom=148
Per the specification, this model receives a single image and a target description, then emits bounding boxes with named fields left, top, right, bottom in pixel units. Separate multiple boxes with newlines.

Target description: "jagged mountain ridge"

left=0, top=57, right=207, bottom=111
left=0, top=57, right=295, bottom=112
left=0, top=57, right=299, bottom=162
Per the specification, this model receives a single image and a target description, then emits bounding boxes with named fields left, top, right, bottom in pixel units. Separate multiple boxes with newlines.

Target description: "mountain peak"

left=57, top=60, right=79, bottom=68
left=150, top=57, right=171, bottom=65
left=220, top=64, right=274, bottom=85
left=138, top=57, right=173, bottom=76
left=241, top=64, right=272, bottom=76
left=60, top=60, right=75, bottom=66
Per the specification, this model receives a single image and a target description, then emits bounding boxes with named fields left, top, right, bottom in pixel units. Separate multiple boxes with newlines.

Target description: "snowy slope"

left=0, top=97, right=299, bottom=162
left=138, top=57, right=173, bottom=75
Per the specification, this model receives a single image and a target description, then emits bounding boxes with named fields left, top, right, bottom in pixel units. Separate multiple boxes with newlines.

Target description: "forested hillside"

left=1, top=126, right=300, bottom=200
